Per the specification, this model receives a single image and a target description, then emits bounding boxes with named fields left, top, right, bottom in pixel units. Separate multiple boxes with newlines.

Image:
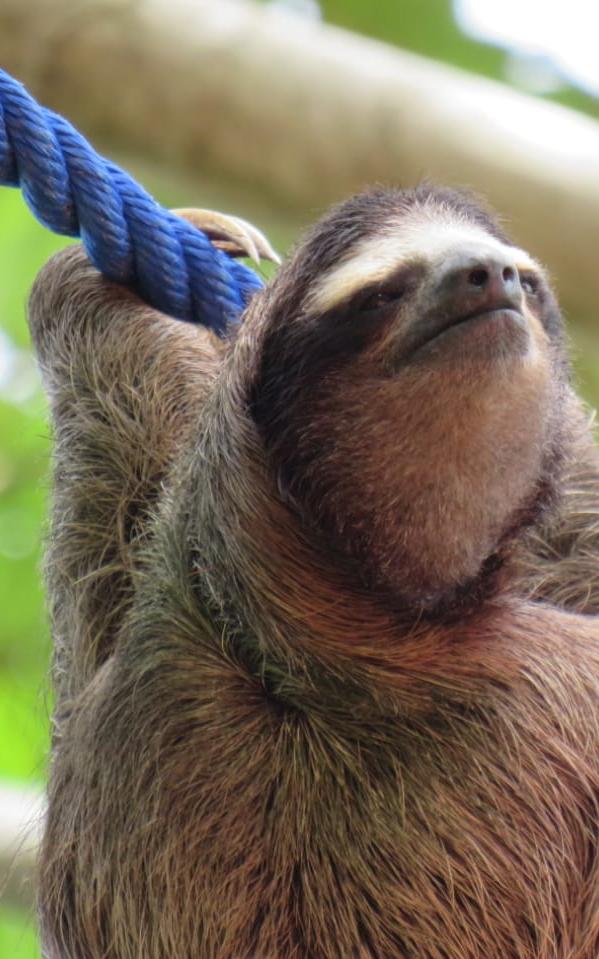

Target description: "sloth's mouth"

left=395, top=301, right=527, bottom=368
left=445, top=306, right=526, bottom=336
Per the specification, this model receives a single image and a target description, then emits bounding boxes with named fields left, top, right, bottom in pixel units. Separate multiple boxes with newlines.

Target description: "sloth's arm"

left=27, top=245, right=219, bottom=705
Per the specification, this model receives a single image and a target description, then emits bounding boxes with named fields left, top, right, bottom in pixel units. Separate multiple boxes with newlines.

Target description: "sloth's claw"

left=173, top=208, right=281, bottom=265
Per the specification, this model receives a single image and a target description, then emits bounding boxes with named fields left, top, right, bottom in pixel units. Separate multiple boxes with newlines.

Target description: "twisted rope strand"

left=0, top=69, right=264, bottom=334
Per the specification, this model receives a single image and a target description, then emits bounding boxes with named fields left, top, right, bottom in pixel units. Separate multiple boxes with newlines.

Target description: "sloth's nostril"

left=468, top=268, right=488, bottom=288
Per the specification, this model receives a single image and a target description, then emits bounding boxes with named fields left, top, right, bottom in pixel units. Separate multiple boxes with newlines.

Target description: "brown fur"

left=30, top=187, right=599, bottom=958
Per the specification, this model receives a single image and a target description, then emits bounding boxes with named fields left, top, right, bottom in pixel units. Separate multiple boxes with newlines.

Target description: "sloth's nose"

left=443, top=254, right=524, bottom=314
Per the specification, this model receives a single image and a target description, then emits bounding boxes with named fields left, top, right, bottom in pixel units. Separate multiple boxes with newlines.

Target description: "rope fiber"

left=0, top=69, right=264, bottom=335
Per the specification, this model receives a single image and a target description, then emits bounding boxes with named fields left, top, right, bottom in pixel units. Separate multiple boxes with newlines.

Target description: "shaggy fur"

left=30, top=186, right=599, bottom=958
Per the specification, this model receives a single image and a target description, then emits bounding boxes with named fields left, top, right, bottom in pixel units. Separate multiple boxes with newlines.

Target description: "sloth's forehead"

left=307, top=209, right=540, bottom=315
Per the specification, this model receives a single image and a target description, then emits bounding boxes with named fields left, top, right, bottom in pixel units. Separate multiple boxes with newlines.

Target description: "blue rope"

left=0, top=69, right=264, bottom=335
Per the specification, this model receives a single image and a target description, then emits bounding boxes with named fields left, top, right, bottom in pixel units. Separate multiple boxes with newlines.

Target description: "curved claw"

left=173, top=208, right=281, bottom=265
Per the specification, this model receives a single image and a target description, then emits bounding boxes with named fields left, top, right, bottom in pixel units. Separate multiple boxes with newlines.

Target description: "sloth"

left=29, top=184, right=599, bottom=958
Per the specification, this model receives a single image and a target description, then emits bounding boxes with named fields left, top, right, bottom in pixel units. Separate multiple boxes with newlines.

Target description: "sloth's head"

left=245, top=185, right=568, bottom=615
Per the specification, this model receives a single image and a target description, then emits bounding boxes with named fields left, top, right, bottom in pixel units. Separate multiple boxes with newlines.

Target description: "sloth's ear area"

left=172, top=208, right=281, bottom=266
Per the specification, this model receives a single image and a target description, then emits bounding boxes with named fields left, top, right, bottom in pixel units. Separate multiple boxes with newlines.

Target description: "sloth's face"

left=304, top=209, right=558, bottom=378
left=249, top=190, right=567, bottom=612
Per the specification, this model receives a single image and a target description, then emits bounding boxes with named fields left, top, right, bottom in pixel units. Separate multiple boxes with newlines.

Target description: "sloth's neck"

left=320, top=403, right=561, bottom=617
left=184, top=404, right=556, bottom=717
left=187, top=369, right=588, bottom=688
left=243, top=331, right=570, bottom=618
left=190, top=400, right=502, bottom=687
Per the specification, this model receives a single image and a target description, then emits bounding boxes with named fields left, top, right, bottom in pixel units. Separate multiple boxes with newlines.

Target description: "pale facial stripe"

left=306, top=214, right=541, bottom=315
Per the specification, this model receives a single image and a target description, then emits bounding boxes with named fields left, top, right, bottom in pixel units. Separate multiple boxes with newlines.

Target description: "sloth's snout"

left=441, top=252, right=524, bottom=317
left=392, top=249, right=530, bottom=362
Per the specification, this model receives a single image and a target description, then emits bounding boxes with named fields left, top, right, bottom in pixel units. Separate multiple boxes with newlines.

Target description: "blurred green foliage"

left=1, top=0, right=599, bottom=953
left=0, top=905, right=39, bottom=958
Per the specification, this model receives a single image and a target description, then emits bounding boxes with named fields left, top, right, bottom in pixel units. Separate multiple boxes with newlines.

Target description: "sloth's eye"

left=358, top=289, right=404, bottom=313
left=520, top=273, right=539, bottom=296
